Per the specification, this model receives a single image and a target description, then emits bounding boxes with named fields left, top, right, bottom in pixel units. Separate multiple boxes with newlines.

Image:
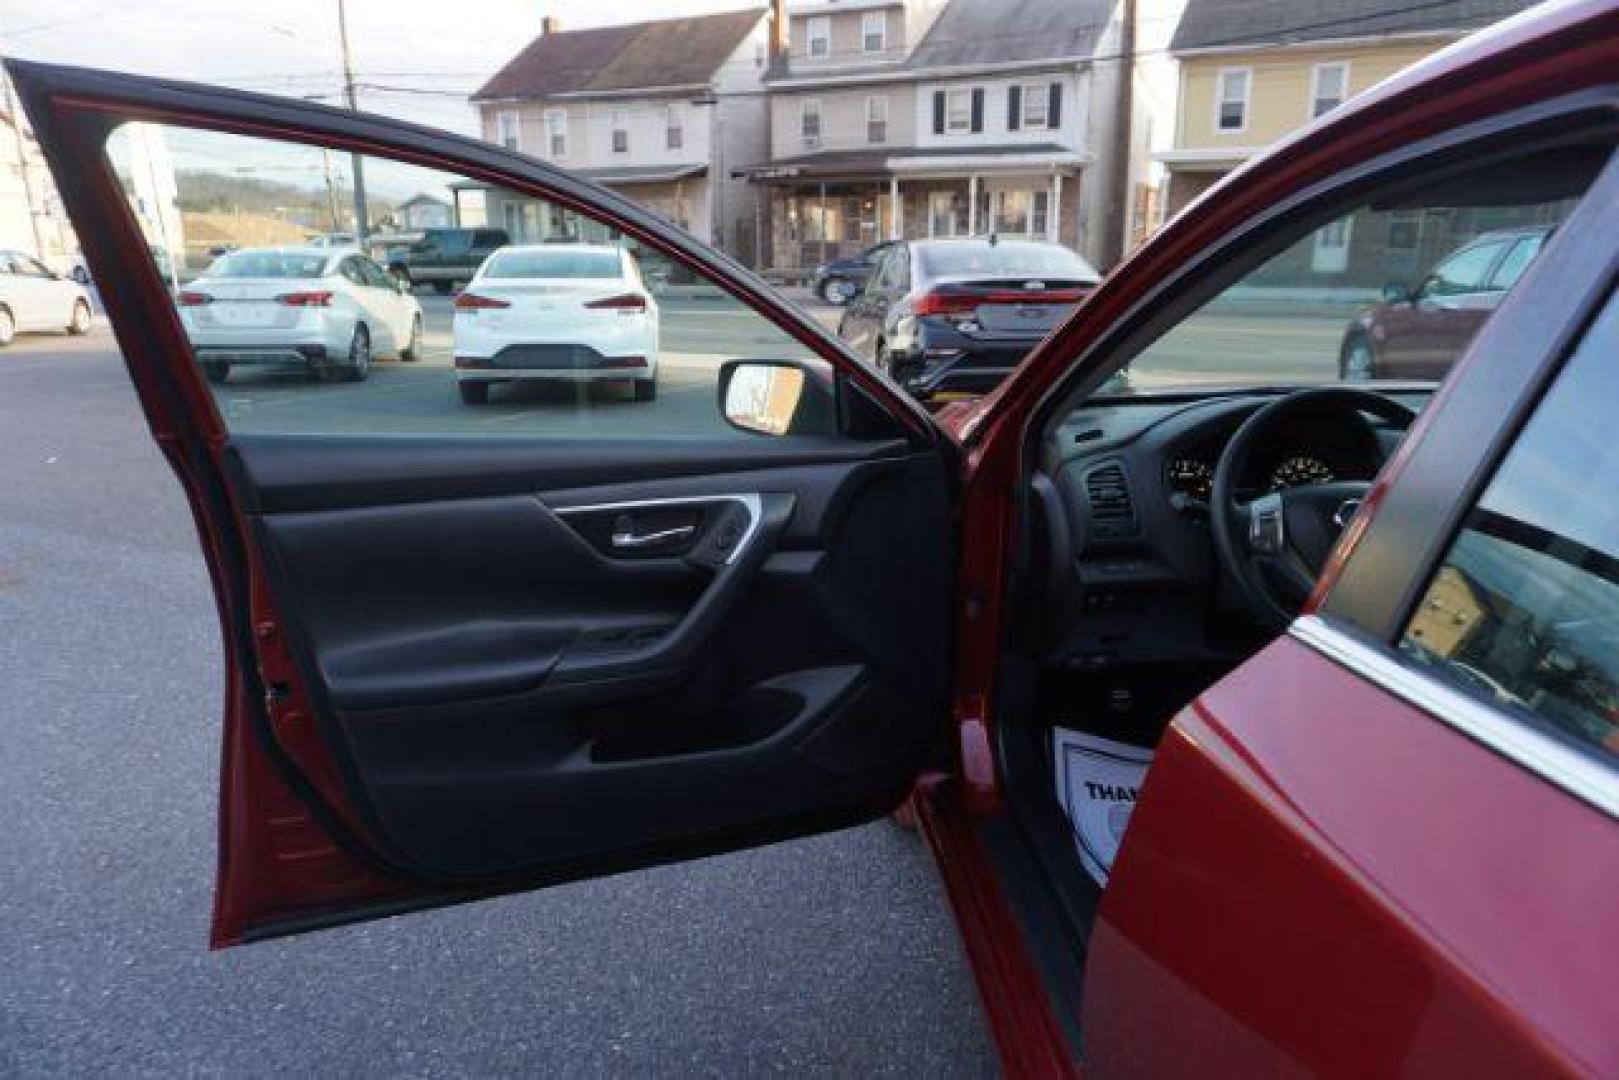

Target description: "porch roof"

left=749, top=143, right=1085, bottom=183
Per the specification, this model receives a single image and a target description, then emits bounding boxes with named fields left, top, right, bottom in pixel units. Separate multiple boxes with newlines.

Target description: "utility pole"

left=1101, top=0, right=1137, bottom=268
left=336, top=0, right=369, bottom=243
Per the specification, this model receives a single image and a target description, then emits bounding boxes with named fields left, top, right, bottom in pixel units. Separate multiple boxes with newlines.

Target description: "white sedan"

left=0, top=249, right=94, bottom=346
left=451, top=244, right=659, bottom=405
left=178, top=246, right=423, bottom=384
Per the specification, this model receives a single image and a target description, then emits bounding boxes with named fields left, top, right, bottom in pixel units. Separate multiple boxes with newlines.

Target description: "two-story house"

left=1158, top=0, right=1536, bottom=219
left=752, top=0, right=1130, bottom=275
left=470, top=10, right=771, bottom=264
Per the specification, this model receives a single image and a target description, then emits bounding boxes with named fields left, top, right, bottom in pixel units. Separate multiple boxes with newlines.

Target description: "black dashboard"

left=1027, top=389, right=1429, bottom=674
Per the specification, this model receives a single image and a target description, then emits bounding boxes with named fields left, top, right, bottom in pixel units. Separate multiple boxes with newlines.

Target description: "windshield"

left=207, top=251, right=329, bottom=279
left=918, top=242, right=1098, bottom=282
left=1116, top=149, right=1597, bottom=394
left=482, top=249, right=623, bottom=280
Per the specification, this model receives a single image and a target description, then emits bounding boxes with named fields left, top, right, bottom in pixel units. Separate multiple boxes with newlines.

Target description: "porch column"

left=1051, top=173, right=1063, bottom=244
left=888, top=176, right=901, bottom=240
left=967, top=173, right=979, bottom=235
left=819, top=181, right=829, bottom=264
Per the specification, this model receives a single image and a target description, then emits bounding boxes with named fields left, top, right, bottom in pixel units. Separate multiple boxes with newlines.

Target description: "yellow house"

left=1158, top=0, right=1537, bottom=218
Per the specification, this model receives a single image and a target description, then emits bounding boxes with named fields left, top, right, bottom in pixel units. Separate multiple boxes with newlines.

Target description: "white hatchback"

left=178, top=246, right=423, bottom=384
left=0, top=249, right=95, bottom=346
left=451, top=244, right=659, bottom=405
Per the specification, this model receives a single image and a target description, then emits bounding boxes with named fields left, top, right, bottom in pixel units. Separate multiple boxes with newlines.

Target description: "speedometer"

left=1166, top=457, right=1214, bottom=500
left=1270, top=456, right=1334, bottom=489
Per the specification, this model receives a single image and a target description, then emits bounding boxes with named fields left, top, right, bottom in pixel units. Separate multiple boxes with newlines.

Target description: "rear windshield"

left=917, top=243, right=1098, bottom=282
left=208, top=251, right=329, bottom=279
left=482, top=249, right=623, bottom=280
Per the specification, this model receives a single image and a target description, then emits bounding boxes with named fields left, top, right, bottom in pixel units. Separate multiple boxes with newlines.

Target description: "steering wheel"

left=1210, top=388, right=1416, bottom=627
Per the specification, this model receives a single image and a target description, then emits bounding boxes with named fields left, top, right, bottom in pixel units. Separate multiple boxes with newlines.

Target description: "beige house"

left=1158, top=0, right=1538, bottom=218
left=753, top=0, right=1132, bottom=276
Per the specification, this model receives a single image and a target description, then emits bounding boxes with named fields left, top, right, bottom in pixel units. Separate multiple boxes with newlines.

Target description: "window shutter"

left=970, top=87, right=984, bottom=133
left=1048, top=83, right=1062, bottom=128
left=1007, top=85, right=1022, bottom=131
left=933, top=90, right=946, bottom=134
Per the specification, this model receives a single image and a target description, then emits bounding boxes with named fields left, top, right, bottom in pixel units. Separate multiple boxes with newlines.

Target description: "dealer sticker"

left=1052, top=729, right=1154, bottom=887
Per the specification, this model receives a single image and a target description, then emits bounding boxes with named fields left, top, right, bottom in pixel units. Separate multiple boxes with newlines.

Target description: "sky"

left=1, top=1, right=747, bottom=136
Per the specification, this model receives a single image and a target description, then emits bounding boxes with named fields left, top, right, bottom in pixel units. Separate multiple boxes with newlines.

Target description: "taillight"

left=585, top=292, right=648, bottom=313
left=276, top=291, right=334, bottom=307
left=912, top=291, right=980, bottom=317
left=176, top=291, right=213, bottom=307
left=453, top=292, right=511, bottom=311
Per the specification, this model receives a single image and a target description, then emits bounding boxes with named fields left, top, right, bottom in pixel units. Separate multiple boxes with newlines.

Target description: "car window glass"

left=1112, top=141, right=1606, bottom=393
left=1488, top=235, right=1545, bottom=290
left=1422, top=240, right=1509, bottom=297
left=103, top=122, right=823, bottom=439
left=1400, top=294, right=1619, bottom=764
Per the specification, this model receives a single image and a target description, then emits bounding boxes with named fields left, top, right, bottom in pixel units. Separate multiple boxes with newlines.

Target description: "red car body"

left=14, top=1, right=1619, bottom=1073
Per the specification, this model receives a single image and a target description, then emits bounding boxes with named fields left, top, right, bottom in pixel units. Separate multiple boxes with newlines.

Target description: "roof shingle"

left=474, top=8, right=764, bottom=101
left=1170, top=0, right=1538, bottom=52
left=906, top=0, right=1113, bottom=69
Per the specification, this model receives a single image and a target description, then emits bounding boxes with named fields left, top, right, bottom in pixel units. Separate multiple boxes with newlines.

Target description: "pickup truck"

left=386, top=228, right=509, bottom=293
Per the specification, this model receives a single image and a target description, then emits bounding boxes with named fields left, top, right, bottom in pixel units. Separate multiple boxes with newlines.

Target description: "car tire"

left=0, top=306, right=15, bottom=348
left=1340, top=334, right=1376, bottom=382
left=819, top=276, right=855, bottom=305
left=459, top=381, right=490, bottom=405
left=400, top=315, right=422, bottom=360
left=67, top=300, right=92, bottom=335
left=345, top=324, right=371, bottom=382
left=203, top=361, right=230, bottom=385
left=433, top=281, right=454, bottom=296
left=633, top=378, right=657, bottom=403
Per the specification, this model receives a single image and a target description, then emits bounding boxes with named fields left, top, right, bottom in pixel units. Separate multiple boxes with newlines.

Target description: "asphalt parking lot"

left=0, top=312, right=997, bottom=1075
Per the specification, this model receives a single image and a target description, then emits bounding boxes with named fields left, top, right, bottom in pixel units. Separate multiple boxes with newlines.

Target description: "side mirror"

left=1381, top=281, right=1413, bottom=303
left=717, top=359, right=836, bottom=436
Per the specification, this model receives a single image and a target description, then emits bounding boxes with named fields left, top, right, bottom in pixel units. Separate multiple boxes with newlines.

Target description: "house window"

left=1311, top=215, right=1353, bottom=272
left=502, top=201, right=525, bottom=242
left=928, top=190, right=967, bottom=237
left=665, top=105, right=683, bottom=151
left=1033, top=189, right=1051, bottom=236
left=545, top=109, right=567, bottom=158
left=1022, top=84, right=1049, bottom=129
left=1216, top=68, right=1251, bottom=132
left=946, top=89, right=972, bottom=133
left=1310, top=62, right=1350, bottom=119
left=862, top=11, right=887, bottom=53
left=611, top=110, right=628, bottom=154
left=866, top=96, right=888, bottom=144
left=497, top=110, right=520, bottom=151
left=801, top=99, right=822, bottom=148
left=806, top=16, right=830, bottom=58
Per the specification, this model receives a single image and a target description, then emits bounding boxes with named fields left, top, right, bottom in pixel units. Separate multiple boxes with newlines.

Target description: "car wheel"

left=433, top=281, right=454, bottom=296
left=0, top=306, right=15, bottom=347
left=346, top=324, right=371, bottom=382
left=400, top=314, right=422, bottom=360
left=459, top=381, right=490, bottom=405
left=633, top=378, right=657, bottom=403
left=1341, top=334, right=1376, bottom=382
left=819, top=277, right=854, bottom=305
left=203, top=361, right=230, bottom=385
left=67, top=300, right=92, bottom=335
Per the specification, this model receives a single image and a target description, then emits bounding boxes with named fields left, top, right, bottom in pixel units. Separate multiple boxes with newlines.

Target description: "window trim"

left=800, top=97, right=823, bottom=148
left=610, top=109, right=629, bottom=154
left=1309, top=61, right=1351, bottom=120
left=1214, top=66, right=1252, bottom=134
left=1292, top=614, right=1619, bottom=821
left=806, top=15, right=831, bottom=59
left=1022, top=82, right=1050, bottom=130
left=861, top=10, right=887, bottom=54
left=496, top=109, right=520, bottom=151
left=946, top=88, right=973, bottom=134
left=544, top=108, right=567, bottom=158
left=866, top=94, right=888, bottom=144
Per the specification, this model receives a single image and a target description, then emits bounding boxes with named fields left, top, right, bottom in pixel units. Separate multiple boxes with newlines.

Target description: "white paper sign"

left=1052, top=729, right=1154, bottom=887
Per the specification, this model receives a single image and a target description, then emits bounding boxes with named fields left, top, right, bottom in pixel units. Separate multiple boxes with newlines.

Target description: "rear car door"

left=14, top=60, right=954, bottom=946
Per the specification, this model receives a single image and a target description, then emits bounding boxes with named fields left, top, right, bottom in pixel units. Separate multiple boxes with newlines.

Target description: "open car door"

left=12, top=60, right=954, bottom=945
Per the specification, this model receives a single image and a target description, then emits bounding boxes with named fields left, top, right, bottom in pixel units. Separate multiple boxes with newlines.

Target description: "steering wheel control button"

left=1247, top=494, right=1286, bottom=555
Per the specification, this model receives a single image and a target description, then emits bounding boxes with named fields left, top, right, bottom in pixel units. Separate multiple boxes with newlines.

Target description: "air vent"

left=1083, top=462, right=1137, bottom=538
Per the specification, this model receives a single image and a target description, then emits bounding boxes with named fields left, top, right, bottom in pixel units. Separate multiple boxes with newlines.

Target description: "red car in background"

left=1340, top=226, right=1552, bottom=380
left=15, top=0, right=1619, bottom=1073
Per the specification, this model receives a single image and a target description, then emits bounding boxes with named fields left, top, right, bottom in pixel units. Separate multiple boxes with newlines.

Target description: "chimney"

left=769, top=0, right=789, bottom=64
left=541, top=14, right=562, bottom=35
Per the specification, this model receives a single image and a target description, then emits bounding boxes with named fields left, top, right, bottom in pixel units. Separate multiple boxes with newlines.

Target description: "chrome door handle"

left=610, top=523, right=696, bottom=549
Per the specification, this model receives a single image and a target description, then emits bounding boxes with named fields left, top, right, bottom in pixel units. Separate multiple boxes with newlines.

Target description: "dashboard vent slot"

left=1084, top=462, right=1137, bottom=538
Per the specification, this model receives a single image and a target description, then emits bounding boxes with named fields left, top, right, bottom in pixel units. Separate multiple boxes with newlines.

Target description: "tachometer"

left=1270, top=456, right=1334, bottom=489
left=1166, top=457, right=1214, bottom=501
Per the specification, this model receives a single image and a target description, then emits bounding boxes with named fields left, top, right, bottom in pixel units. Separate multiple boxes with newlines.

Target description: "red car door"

left=12, top=59, right=957, bottom=946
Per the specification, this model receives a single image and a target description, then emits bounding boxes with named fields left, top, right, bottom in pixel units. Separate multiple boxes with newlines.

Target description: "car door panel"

left=14, top=58, right=951, bottom=943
